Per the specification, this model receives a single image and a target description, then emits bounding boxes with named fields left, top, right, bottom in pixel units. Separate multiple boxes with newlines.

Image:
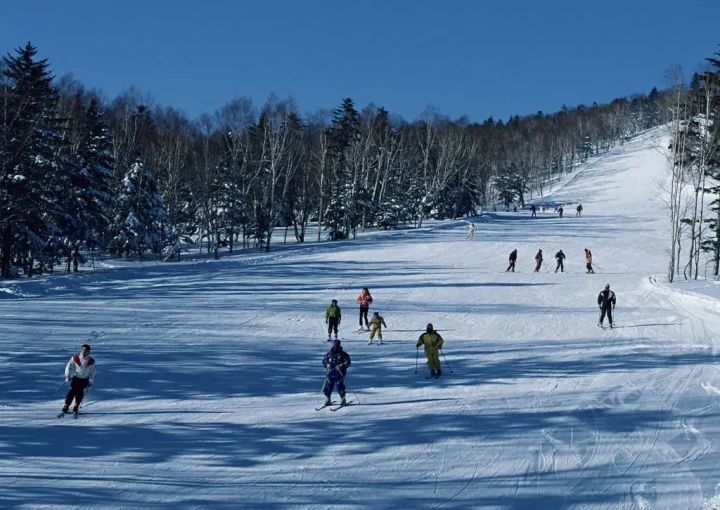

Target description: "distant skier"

left=576, top=203, right=583, bottom=216
left=584, top=248, right=594, bottom=274
left=72, top=242, right=83, bottom=272
left=530, top=204, right=537, bottom=218
left=417, top=324, right=444, bottom=378
left=597, top=284, right=616, bottom=328
left=368, top=311, right=387, bottom=344
left=322, top=339, right=351, bottom=406
left=506, top=249, right=518, bottom=272
left=60, top=343, right=96, bottom=417
left=325, top=299, right=342, bottom=341
left=554, top=249, right=566, bottom=273
left=356, top=288, right=373, bottom=331
left=466, top=223, right=476, bottom=240
left=558, top=206, right=564, bottom=217
left=534, top=249, right=543, bottom=272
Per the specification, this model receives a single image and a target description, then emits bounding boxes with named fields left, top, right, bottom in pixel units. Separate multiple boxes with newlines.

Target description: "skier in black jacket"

left=597, top=284, right=616, bottom=328
left=554, top=250, right=566, bottom=273
left=506, top=249, right=518, bottom=272
left=322, top=340, right=351, bottom=406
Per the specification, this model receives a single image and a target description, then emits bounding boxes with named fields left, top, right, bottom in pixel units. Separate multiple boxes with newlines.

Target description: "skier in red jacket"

left=356, top=288, right=373, bottom=331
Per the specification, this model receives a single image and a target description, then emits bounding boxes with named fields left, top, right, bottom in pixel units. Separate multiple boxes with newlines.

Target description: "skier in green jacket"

left=325, top=299, right=342, bottom=341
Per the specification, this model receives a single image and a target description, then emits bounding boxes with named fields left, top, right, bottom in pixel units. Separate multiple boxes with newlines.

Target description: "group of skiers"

left=527, top=202, right=583, bottom=218
left=320, top=287, right=447, bottom=406
left=325, top=288, right=388, bottom=344
left=58, top=267, right=616, bottom=413
left=506, top=247, right=594, bottom=274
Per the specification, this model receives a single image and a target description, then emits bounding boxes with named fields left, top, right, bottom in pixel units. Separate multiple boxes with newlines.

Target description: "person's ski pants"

left=359, top=306, right=369, bottom=327
left=370, top=324, right=382, bottom=340
left=586, top=263, right=594, bottom=273
left=555, top=260, right=564, bottom=272
left=534, top=261, right=542, bottom=272
left=599, top=306, right=613, bottom=325
left=327, top=317, right=339, bottom=336
left=64, top=376, right=90, bottom=408
left=322, top=371, right=346, bottom=398
left=424, top=349, right=441, bottom=372
left=506, top=261, right=515, bottom=272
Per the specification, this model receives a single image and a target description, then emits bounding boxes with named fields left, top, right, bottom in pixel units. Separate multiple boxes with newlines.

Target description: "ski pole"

left=440, top=349, right=454, bottom=373
left=78, top=387, right=92, bottom=410
left=343, top=372, right=361, bottom=405
left=415, top=347, right=419, bottom=374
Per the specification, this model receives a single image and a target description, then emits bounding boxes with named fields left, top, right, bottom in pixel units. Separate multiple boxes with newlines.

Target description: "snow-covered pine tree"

left=324, top=98, right=360, bottom=239
left=108, top=159, right=167, bottom=257
left=0, top=42, right=66, bottom=277
left=73, top=98, right=115, bottom=253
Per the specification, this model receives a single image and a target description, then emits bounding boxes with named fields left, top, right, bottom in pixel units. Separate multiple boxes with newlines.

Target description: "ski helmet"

left=426, top=323, right=434, bottom=333
left=331, top=299, right=337, bottom=304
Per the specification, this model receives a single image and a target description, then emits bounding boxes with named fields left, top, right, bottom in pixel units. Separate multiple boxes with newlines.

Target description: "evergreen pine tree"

left=324, top=98, right=360, bottom=239
left=0, top=42, right=64, bottom=277
left=74, top=98, right=115, bottom=250
left=109, top=159, right=167, bottom=257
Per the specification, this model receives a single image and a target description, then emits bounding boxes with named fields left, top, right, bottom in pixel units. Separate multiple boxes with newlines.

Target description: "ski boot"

left=72, top=406, right=79, bottom=419
left=340, top=397, right=347, bottom=406
left=324, top=397, right=331, bottom=406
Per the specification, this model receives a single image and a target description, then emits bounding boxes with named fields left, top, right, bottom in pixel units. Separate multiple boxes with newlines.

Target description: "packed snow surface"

left=3, top=128, right=720, bottom=509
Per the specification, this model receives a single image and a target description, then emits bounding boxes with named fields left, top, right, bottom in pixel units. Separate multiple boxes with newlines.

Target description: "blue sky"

left=1, top=0, right=719, bottom=122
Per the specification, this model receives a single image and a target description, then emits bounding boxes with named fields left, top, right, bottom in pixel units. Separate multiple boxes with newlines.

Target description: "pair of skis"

left=57, top=410, right=79, bottom=419
left=314, top=400, right=355, bottom=412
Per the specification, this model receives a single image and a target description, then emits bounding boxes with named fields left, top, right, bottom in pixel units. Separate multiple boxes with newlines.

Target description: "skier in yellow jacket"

left=416, top=323, right=444, bottom=378
left=368, top=311, right=387, bottom=345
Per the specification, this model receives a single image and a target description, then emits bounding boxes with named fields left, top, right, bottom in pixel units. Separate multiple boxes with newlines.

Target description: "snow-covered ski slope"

left=3, top=127, right=720, bottom=509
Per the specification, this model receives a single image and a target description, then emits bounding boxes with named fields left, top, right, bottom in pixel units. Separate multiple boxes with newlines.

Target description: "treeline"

left=1, top=42, right=669, bottom=278
left=667, top=48, right=720, bottom=281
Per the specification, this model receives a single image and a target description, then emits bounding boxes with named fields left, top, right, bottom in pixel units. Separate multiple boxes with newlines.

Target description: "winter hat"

left=605, top=284, right=610, bottom=290
left=373, top=311, right=379, bottom=316
left=331, top=299, right=338, bottom=304
left=426, top=323, right=434, bottom=333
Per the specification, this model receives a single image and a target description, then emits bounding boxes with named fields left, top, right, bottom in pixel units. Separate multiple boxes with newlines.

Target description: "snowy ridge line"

left=648, top=275, right=720, bottom=310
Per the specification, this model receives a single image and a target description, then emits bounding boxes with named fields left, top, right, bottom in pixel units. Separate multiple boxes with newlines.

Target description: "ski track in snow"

left=2, top=127, right=720, bottom=508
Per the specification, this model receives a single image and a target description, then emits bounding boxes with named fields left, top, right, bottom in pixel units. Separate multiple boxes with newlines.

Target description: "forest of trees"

left=667, top=49, right=720, bottom=282
left=1, top=42, right=671, bottom=278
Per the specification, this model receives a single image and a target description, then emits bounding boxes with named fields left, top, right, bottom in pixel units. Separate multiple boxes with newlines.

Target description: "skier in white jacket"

left=61, top=344, right=96, bottom=416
